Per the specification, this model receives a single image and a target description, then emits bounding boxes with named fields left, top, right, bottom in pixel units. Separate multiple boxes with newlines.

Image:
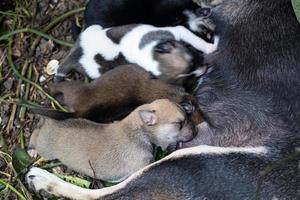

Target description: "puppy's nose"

left=180, top=100, right=194, bottom=115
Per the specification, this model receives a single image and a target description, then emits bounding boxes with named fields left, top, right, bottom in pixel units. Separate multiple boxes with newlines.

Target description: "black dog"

left=84, top=0, right=215, bottom=41
left=85, top=0, right=199, bottom=27
left=26, top=0, right=300, bottom=199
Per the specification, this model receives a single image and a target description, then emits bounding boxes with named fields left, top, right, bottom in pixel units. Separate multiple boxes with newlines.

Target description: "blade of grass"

left=6, top=47, right=67, bottom=111
left=0, top=179, right=26, bottom=200
left=0, top=28, right=74, bottom=47
left=19, top=63, right=33, bottom=149
left=0, top=11, right=26, bottom=18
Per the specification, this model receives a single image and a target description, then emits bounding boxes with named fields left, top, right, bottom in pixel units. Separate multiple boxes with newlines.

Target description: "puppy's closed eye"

left=173, top=121, right=184, bottom=129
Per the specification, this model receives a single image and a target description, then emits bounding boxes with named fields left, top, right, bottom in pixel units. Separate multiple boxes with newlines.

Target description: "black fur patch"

left=139, top=30, right=175, bottom=49
left=94, top=53, right=127, bottom=74
left=105, top=24, right=139, bottom=44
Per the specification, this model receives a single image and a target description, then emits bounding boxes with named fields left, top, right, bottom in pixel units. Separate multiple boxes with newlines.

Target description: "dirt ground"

left=0, top=0, right=95, bottom=199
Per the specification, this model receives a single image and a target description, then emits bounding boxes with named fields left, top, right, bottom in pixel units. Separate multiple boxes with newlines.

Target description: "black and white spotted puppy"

left=54, top=24, right=219, bottom=82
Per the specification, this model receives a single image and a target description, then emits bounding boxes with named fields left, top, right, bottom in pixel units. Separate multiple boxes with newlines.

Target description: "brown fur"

left=29, top=99, right=196, bottom=182
left=48, top=64, right=203, bottom=124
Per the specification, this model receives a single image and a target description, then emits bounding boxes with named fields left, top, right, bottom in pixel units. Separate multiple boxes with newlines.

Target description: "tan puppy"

left=29, top=99, right=195, bottom=182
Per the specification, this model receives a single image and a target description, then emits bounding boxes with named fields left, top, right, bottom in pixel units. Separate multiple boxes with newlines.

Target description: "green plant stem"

left=0, top=179, right=26, bottom=200
left=0, top=98, right=43, bottom=109
left=6, top=48, right=67, bottom=111
left=0, top=28, right=74, bottom=47
left=19, top=63, right=33, bottom=149
left=0, top=11, right=26, bottom=17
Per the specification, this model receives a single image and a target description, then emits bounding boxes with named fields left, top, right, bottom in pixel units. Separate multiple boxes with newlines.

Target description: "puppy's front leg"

left=26, top=167, right=99, bottom=200
left=175, top=26, right=219, bottom=54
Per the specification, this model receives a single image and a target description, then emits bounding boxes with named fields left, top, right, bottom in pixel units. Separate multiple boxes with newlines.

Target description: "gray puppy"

left=29, top=99, right=195, bottom=182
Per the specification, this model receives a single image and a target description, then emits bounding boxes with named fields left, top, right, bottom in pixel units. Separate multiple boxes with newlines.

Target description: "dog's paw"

left=26, top=167, right=60, bottom=198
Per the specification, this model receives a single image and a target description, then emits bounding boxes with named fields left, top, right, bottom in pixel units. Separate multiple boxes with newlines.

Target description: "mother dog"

left=26, top=0, right=300, bottom=199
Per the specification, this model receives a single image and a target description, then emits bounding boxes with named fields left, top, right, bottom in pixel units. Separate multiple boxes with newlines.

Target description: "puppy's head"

left=137, top=99, right=196, bottom=150
left=183, top=7, right=215, bottom=41
left=154, top=40, right=204, bottom=84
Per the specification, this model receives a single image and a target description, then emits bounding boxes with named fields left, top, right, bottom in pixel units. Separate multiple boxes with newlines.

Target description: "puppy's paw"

left=26, top=167, right=60, bottom=198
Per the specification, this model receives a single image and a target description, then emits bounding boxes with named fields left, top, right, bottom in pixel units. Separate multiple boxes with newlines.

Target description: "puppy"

left=29, top=99, right=196, bottom=182
left=39, top=64, right=203, bottom=124
left=84, top=0, right=215, bottom=39
left=54, top=24, right=218, bottom=82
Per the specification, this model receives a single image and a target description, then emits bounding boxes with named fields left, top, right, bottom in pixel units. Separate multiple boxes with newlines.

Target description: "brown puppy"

left=29, top=99, right=195, bottom=182
left=39, top=64, right=203, bottom=124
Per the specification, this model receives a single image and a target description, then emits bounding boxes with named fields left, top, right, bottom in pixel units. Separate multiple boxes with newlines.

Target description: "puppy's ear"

left=139, top=110, right=157, bottom=125
left=154, top=41, right=175, bottom=53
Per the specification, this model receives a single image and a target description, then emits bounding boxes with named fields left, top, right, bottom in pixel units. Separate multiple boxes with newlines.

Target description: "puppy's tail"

left=29, top=108, right=76, bottom=120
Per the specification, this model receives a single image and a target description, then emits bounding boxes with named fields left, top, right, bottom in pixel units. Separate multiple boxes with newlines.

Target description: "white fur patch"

left=168, top=25, right=217, bottom=54
left=119, top=25, right=161, bottom=75
left=183, top=10, right=201, bottom=32
left=171, top=145, right=268, bottom=158
left=79, top=25, right=120, bottom=79
left=77, top=24, right=217, bottom=79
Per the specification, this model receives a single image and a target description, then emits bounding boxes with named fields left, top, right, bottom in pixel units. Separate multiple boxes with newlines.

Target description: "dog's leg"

left=175, top=26, right=219, bottom=54
left=26, top=146, right=268, bottom=200
left=53, top=41, right=84, bottom=83
left=26, top=167, right=100, bottom=200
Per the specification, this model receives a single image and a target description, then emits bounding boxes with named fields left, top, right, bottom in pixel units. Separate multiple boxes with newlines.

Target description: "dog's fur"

left=84, top=0, right=207, bottom=34
left=36, top=64, right=203, bottom=124
left=29, top=99, right=196, bottom=182
left=54, top=24, right=217, bottom=82
left=27, top=0, right=300, bottom=199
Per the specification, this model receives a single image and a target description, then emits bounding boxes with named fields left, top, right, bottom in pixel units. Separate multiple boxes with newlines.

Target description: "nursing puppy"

left=38, top=65, right=203, bottom=124
left=28, top=99, right=196, bottom=182
left=85, top=0, right=199, bottom=27
left=27, top=0, right=300, bottom=199
left=84, top=0, right=217, bottom=40
left=54, top=24, right=218, bottom=82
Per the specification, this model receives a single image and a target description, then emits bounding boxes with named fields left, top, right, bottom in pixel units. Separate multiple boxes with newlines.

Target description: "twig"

left=88, top=160, right=96, bottom=188
left=5, top=104, right=17, bottom=134
left=0, top=49, right=6, bottom=83
left=0, top=133, right=8, bottom=153
left=0, top=98, right=43, bottom=109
